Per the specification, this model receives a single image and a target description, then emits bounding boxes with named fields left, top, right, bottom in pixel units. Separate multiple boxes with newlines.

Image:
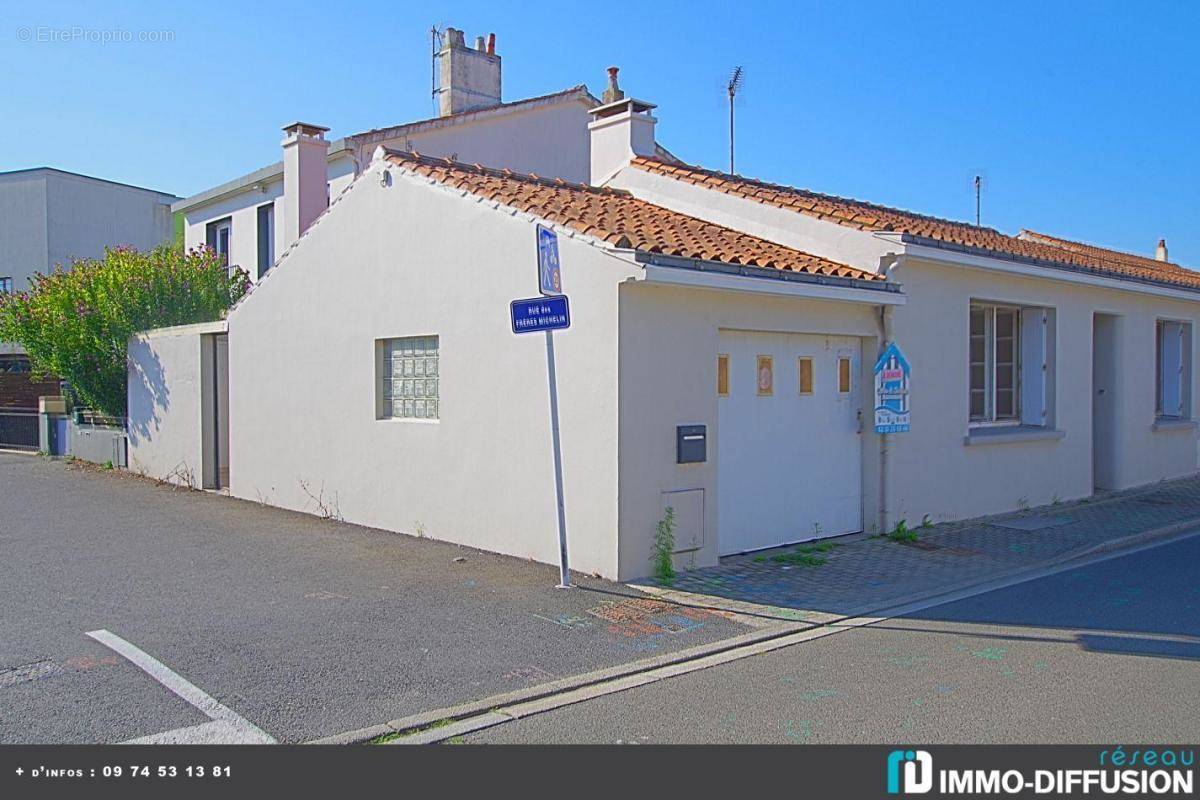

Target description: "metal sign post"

left=543, top=329, right=570, bottom=588
left=511, top=225, right=572, bottom=587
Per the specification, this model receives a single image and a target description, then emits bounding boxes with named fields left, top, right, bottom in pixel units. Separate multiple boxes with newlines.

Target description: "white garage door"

left=717, top=330, right=863, bottom=555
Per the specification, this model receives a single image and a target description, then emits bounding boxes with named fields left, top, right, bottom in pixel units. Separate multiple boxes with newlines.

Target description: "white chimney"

left=280, top=122, right=330, bottom=249
left=437, top=28, right=501, bottom=117
left=587, top=67, right=657, bottom=185
left=1156, top=238, right=1169, bottom=262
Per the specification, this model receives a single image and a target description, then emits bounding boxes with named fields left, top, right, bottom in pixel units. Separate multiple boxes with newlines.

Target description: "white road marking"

left=85, top=629, right=275, bottom=744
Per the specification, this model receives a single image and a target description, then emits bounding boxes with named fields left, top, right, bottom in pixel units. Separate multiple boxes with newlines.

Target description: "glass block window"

left=381, top=336, right=439, bottom=419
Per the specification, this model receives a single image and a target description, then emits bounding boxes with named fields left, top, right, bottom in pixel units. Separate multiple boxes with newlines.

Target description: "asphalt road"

left=468, top=533, right=1200, bottom=743
left=0, top=453, right=747, bottom=743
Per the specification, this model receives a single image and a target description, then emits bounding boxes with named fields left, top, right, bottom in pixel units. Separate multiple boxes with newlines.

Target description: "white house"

left=129, top=73, right=1200, bottom=582
left=173, top=29, right=674, bottom=283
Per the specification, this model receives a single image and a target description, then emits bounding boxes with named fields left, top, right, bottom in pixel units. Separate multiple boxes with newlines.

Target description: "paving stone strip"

left=637, top=476, right=1200, bottom=619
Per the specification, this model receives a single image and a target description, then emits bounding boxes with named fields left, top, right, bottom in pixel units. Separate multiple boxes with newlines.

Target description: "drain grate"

left=0, top=660, right=63, bottom=689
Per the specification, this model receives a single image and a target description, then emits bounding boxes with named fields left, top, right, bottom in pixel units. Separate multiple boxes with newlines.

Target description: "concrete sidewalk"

left=637, top=476, right=1200, bottom=623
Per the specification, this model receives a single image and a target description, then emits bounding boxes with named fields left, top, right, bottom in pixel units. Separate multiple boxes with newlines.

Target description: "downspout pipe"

left=876, top=254, right=902, bottom=536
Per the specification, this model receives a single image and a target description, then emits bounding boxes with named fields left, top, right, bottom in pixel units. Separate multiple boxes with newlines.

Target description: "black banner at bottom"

left=0, top=744, right=1195, bottom=798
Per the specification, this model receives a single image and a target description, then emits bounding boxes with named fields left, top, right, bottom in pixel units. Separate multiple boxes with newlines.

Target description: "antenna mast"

left=974, top=174, right=982, bottom=227
left=727, top=66, right=744, bottom=174
left=431, top=26, right=444, bottom=112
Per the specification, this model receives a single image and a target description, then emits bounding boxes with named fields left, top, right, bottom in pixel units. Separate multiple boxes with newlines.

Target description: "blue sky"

left=3, top=0, right=1197, bottom=265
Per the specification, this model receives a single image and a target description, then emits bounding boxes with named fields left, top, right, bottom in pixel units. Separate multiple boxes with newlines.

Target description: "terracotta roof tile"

left=383, top=150, right=884, bottom=284
left=632, top=157, right=1200, bottom=291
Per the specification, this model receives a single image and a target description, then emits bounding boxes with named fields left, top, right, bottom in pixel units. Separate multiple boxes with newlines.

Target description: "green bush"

left=0, top=245, right=248, bottom=417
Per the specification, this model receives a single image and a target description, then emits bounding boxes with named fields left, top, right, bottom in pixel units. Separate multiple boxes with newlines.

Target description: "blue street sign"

left=511, top=295, right=570, bottom=334
left=537, top=225, right=563, bottom=295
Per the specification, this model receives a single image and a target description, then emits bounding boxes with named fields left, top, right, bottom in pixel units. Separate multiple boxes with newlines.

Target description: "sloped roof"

left=1019, top=230, right=1193, bottom=281
left=383, top=150, right=884, bottom=284
left=631, top=157, right=1200, bottom=291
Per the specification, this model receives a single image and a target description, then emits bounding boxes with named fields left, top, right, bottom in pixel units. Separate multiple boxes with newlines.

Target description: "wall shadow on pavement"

left=883, top=534, right=1200, bottom=662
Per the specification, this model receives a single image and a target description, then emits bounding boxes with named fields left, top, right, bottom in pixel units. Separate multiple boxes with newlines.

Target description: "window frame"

left=717, top=353, right=729, bottom=397
left=756, top=355, right=774, bottom=397
left=836, top=356, right=852, bottom=395
left=797, top=357, right=814, bottom=395
left=377, top=335, right=440, bottom=421
left=256, top=203, right=275, bottom=279
left=1155, top=318, right=1191, bottom=421
left=969, top=303, right=1022, bottom=426
left=206, top=217, right=233, bottom=271
left=0, top=277, right=12, bottom=294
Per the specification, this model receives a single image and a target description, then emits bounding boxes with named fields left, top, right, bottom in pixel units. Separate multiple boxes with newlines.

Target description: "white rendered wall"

left=127, top=321, right=226, bottom=487
left=224, top=161, right=636, bottom=578
left=616, top=281, right=881, bottom=578
left=884, top=258, right=1200, bottom=526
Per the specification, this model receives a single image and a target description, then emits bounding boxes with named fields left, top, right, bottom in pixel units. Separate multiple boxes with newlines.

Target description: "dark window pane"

left=996, top=310, right=1015, bottom=337
left=996, top=389, right=1015, bottom=418
left=970, top=307, right=986, bottom=336
left=970, top=364, right=986, bottom=392
left=970, top=390, right=985, bottom=419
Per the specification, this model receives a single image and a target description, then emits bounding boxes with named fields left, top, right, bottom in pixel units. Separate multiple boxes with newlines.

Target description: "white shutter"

left=1161, top=321, right=1184, bottom=417
left=1020, top=308, right=1048, bottom=426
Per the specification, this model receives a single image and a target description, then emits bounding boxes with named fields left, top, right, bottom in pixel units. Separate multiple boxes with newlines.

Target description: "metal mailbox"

left=676, top=425, right=707, bottom=464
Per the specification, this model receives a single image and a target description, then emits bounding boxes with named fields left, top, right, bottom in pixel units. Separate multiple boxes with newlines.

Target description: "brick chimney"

left=587, top=68, right=657, bottom=185
left=1156, top=238, right=1169, bottom=262
left=280, top=122, right=330, bottom=249
left=437, top=28, right=501, bottom=116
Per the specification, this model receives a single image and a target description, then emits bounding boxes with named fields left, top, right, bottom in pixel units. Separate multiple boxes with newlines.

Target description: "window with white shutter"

left=1156, top=320, right=1190, bottom=420
left=969, top=302, right=1055, bottom=427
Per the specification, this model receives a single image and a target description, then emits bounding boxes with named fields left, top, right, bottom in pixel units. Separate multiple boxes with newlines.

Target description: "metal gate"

left=0, top=409, right=39, bottom=451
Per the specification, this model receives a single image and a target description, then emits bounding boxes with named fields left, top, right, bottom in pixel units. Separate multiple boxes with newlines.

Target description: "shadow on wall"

left=125, top=339, right=169, bottom=447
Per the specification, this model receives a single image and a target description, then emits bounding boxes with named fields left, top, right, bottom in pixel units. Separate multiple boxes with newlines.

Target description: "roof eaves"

left=171, top=141, right=353, bottom=213
left=899, top=233, right=1200, bottom=295
left=634, top=250, right=900, bottom=294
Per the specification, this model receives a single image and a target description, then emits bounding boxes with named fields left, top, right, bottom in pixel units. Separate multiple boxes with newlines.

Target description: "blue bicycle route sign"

left=537, top=225, right=563, bottom=296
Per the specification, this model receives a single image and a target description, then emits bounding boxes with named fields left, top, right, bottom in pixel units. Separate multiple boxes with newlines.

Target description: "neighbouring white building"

left=129, top=67, right=1200, bottom=582
left=173, top=29, right=674, bottom=283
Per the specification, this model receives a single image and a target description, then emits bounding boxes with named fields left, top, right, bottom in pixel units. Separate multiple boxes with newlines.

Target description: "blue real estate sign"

left=511, top=295, right=570, bottom=334
left=874, top=342, right=911, bottom=434
left=537, top=224, right=563, bottom=295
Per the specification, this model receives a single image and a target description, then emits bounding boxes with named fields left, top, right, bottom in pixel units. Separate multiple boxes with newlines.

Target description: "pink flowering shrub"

left=0, top=245, right=249, bottom=417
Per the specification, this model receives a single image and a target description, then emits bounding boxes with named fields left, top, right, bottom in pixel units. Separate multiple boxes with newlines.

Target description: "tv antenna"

left=970, top=171, right=989, bottom=227
left=726, top=66, right=744, bottom=174
left=430, top=25, right=446, bottom=112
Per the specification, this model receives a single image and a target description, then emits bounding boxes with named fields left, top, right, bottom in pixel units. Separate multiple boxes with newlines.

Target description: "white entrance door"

left=717, top=330, right=863, bottom=555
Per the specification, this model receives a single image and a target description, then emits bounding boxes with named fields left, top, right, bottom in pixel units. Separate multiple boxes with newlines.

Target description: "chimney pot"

left=1156, top=238, right=1169, bottom=262
left=602, top=66, right=625, bottom=104
left=487, top=33, right=496, bottom=56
